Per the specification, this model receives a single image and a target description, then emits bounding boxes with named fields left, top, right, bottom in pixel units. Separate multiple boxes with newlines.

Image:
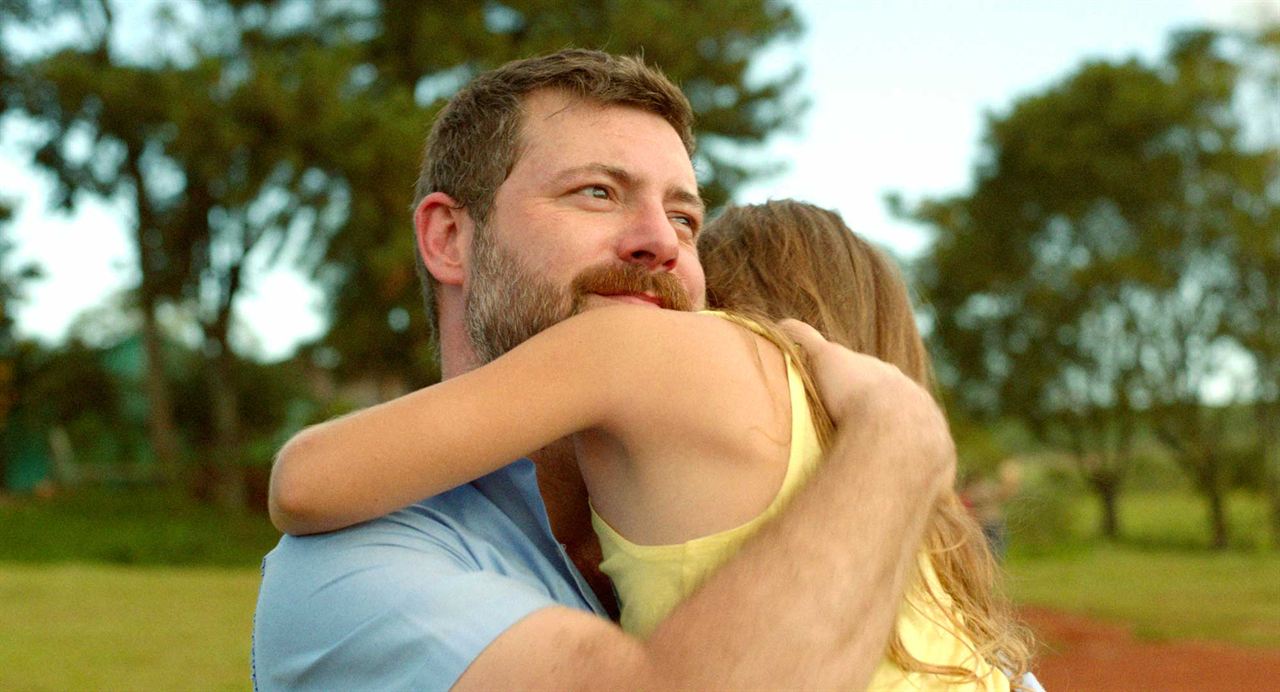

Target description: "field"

left=0, top=488, right=276, bottom=690
left=1006, top=545, right=1280, bottom=647
left=1, top=486, right=1276, bottom=689
left=0, top=563, right=261, bottom=691
left=1001, top=489, right=1279, bottom=646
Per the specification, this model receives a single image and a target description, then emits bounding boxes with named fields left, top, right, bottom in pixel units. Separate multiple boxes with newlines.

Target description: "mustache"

left=570, top=264, right=695, bottom=312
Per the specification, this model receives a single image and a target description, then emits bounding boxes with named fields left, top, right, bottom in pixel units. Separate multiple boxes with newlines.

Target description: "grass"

left=0, top=486, right=1276, bottom=691
left=1003, top=489, right=1280, bottom=648
left=3, top=549, right=1274, bottom=692
left=0, top=562, right=261, bottom=691
left=1006, top=544, right=1280, bottom=649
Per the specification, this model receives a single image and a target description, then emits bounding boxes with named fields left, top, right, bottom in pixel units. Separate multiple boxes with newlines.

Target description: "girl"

left=700, top=201, right=1034, bottom=689
left=271, top=200, right=1033, bottom=689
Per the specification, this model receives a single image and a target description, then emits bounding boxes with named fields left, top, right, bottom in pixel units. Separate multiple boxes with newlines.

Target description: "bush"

left=0, top=486, right=280, bottom=566
left=1007, top=471, right=1081, bottom=556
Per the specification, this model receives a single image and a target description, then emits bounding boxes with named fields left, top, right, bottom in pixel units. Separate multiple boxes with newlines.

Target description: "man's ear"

left=414, top=191, right=470, bottom=288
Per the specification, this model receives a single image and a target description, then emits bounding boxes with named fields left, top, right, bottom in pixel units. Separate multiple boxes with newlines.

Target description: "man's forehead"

left=521, top=88, right=613, bottom=125
left=515, top=90, right=696, bottom=178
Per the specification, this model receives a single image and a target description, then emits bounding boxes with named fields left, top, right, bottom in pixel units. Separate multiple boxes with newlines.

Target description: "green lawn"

left=1006, top=544, right=1280, bottom=648
left=4, top=547, right=1275, bottom=691
left=1005, top=490, right=1280, bottom=648
left=1, top=487, right=1276, bottom=690
left=0, top=562, right=261, bottom=691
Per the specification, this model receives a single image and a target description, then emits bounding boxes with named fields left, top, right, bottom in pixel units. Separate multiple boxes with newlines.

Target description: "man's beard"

left=464, top=227, right=695, bottom=364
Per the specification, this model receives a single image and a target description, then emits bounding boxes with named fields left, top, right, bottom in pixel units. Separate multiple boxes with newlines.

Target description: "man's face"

left=463, top=90, right=706, bottom=364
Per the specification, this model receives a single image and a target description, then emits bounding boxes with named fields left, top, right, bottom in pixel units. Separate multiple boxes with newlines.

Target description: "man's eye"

left=671, top=214, right=699, bottom=235
left=579, top=185, right=610, bottom=200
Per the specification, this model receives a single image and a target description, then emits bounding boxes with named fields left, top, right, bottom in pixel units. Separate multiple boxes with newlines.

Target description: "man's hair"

left=413, top=49, right=696, bottom=347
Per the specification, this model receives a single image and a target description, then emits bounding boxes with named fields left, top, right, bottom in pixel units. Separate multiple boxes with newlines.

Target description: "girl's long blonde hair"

left=700, top=200, right=1034, bottom=686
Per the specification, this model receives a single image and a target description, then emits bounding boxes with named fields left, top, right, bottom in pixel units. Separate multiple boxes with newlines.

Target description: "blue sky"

left=3, top=0, right=1275, bottom=359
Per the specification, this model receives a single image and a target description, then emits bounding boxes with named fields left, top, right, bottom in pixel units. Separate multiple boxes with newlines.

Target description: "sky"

left=3, top=0, right=1276, bottom=360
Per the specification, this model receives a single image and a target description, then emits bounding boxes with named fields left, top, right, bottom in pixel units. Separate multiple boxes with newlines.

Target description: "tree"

left=160, top=39, right=353, bottom=506
left=2, top=1, right=192, bottom=481
left=2, top=0, right=807, bottom=504
left=1129, top=30, right=1266, bottom=550
left=903, top=31, right=1268, bottom=547
left=1224, top=21, right=1280, bottom=546
left=0, top=200, right=43, bottom=488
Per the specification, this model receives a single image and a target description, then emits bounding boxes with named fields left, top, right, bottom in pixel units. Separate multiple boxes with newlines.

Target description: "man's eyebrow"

left=550, top=163, right=634, bottom=187
left=666, top=187, right=705, bottom=215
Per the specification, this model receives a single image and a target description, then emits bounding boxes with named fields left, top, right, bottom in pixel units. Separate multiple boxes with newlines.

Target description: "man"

left=253, top=49, right=955, bottom=689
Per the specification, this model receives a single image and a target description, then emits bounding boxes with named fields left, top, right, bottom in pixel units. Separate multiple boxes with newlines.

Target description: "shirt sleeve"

left=252, top=517, right=559, bottom=691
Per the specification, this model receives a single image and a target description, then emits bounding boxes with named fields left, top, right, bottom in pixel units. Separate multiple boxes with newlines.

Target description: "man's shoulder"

left=257, top=464, right=566, bottom=597
left=251, top=466, right=604, bottom=691
left=263, top=500, right=480, bottom=577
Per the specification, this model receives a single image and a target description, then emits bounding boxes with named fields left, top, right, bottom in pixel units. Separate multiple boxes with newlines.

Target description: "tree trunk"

left=129, top=153, right=182, bottom=483
left=1270, top=470, right=1280, bottom=550
left=1098, top=478, right=1121, bottom=540
left=139, top=292, right=182, bottom=482
left=1258, top=401, right=1280, bottom=549
left=1191, top=448, right=1230, bottom=551
left=1160, top=416, right=1230, bottom=550
left=1205, top=474, right=1229, bottom=550
left=204, top=339, right=245, bottom=509
left=1090, top=474, right=1121, bottom=540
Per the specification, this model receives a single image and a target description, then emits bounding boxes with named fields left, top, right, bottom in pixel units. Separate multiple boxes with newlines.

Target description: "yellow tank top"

left=590, top=311, right=1010, bottom=690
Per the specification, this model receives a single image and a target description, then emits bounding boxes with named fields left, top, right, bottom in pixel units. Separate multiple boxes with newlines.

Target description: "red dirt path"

left=1020, top=606, right=1280, bottom=691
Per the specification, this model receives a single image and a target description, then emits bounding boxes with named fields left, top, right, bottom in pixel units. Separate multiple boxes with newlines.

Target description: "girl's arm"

left=268, top=305, right=783, bottom=536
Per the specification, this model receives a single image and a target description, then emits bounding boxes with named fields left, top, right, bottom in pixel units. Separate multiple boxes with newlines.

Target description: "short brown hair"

left=414, top=49, right=696, bottom=345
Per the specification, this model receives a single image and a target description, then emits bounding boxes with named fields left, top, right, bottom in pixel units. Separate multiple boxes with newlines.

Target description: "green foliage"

left=1006, top=465, right=1082, bottom=555
left=0, top=205, right=39, bottom=354
left=1, top=3, right=807, bottom=494
left=0, top=487, right=280, bottom=565
left=169, top=350, right=314, bottom=457
left=2, top=323, right=311, bottom=488
left=903, top=28, right=1280, bottom=545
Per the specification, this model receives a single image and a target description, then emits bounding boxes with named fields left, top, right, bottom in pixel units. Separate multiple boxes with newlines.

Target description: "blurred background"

left=1, top=0, right=1278, bottom=689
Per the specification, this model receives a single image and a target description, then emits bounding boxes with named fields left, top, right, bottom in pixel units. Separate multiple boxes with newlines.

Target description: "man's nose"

left=617, top=202, right=679, bottom=271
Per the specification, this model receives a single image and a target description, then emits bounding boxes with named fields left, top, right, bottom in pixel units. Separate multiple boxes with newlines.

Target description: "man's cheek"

left=688, top=272, right=708, bottom=311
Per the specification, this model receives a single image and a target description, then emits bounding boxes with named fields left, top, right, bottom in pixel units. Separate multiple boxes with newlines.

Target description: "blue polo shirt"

left=252, top=459, right=606, bottom=691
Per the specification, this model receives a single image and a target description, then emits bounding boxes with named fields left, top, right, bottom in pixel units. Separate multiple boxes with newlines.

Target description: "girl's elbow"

left=268, top=430, right=327, bottom=535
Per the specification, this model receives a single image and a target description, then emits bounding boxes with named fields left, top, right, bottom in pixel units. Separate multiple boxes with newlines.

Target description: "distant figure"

left=962, top=460, right=1024, bottom=560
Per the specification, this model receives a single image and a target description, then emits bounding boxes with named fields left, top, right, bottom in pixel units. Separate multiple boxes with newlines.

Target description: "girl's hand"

left=778, top=319, right=911, bottom=421
left=779, top=319, right=956, bottom=494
